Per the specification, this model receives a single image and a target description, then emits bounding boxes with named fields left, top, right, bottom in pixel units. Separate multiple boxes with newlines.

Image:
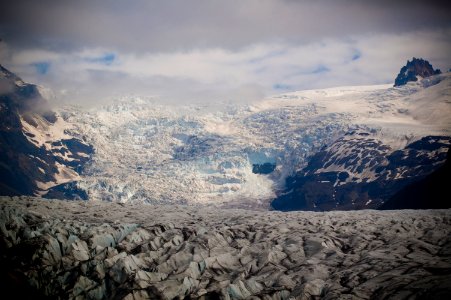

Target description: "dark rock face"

left=51, top=138, right=93, bottom=171
left=1, top=65, right=56, bottom=195
left=252, top=162, right=276, bottom=174
left=271, top=133, right=450, bottom=211
left=0, top=65, right=93, bottom=198
left=45, top=181, right=89, bottom=200
left=394, top=58, right=441, bottom=87
left=380, top=147, right=451, bottom=210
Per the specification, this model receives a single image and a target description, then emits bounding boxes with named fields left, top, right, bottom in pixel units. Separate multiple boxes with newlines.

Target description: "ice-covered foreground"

left=1, top=196, right=450, bottom=299
left=58, top=73, right=451, bottom=207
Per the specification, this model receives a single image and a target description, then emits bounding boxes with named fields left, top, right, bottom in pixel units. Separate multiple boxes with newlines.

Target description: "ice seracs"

left=57, top=72, right=451, bottom=208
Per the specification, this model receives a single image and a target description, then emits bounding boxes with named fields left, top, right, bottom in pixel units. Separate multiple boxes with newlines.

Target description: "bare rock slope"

left=1, top=197, right=451, bottom=299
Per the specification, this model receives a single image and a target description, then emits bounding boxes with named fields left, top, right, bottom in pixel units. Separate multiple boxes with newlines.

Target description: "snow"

left=20, top=111, right=89, bottom=192
left=35, top=180, right=55, bottom=192
left=20, top=113, right=72, bottom=150
left=54, top=162, right=81, bottom=183
left=57, top=73, right=451, bottom=206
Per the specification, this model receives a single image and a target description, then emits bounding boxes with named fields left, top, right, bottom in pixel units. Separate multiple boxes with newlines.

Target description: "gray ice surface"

left=1, top=196, right=450, bottom=299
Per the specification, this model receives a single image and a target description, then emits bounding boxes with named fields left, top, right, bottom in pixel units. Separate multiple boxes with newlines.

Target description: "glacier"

left=45, top=72, right=451, bottom=207
left=1, top=196, right=450, bottom=299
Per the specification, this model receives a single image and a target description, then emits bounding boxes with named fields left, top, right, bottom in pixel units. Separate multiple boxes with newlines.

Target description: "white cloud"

left=1, top=1, right=451, bottom=105
left=2, top=28, right=451, bottom=105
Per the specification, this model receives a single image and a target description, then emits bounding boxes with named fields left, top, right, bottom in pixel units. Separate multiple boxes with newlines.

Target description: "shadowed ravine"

left=1, top=196, right=450, bottom=299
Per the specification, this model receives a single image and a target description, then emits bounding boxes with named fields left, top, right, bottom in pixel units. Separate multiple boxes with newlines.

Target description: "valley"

left=54, top=73, right=451, bottom=209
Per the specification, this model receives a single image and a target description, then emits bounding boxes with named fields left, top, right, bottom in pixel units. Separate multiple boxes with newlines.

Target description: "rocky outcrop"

left=252, top=163, right=276, bottom=174
left=394, top=58, right=441, bottom=87
left=1, top=196, right=451, bottom=299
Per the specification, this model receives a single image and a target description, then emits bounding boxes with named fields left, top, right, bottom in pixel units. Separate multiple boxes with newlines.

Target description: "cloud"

left=2, top=28, right=451, bottom=105
left=1, top=0, right=450, bottom=52
left=1, top=1, right=450, bottom=105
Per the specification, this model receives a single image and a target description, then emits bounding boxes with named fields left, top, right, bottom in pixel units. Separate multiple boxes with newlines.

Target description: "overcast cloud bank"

left=1, top=0, right=450, bottom=105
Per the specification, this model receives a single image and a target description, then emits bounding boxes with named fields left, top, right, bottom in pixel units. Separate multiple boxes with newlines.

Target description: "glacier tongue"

left=59, top=73, right=451, bottom=206
left=61, top=99, right=347, bottom=207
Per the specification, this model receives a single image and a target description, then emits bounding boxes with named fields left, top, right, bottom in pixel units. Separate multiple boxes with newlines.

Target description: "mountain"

left=379, top=147, right=451, bottom=210
left=394, top=57, right=441, bottom=87
left=0, top=65, right=93, bottom=199
left=272, top=134, right=450, bottom=211
left=86, top=75, right=451, bottom=209
left=1, top=63, right=450, bottom=210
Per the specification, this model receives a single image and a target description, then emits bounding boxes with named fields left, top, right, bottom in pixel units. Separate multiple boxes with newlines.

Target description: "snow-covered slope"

left=57, top=72, right=451, bottom=208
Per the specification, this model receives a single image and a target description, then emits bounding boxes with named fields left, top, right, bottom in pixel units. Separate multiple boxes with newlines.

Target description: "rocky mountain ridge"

left=380, top=145, right=451, bottom=210
left=394, top=58, right=441, bottom=87
left=0, top=64, right=93, bottom=198
left=272, top=134, right=450, bottom=211
left=1, top=62, right=451, bottom=210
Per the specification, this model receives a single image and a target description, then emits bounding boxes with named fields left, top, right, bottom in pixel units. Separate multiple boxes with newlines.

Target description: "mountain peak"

left=0, top=64, right=17, bottom=78
left=394, top=57, right=441, bottom=87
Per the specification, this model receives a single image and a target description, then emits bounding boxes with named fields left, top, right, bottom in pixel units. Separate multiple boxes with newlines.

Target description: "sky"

left=1, top=0, right=451, bottom=105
